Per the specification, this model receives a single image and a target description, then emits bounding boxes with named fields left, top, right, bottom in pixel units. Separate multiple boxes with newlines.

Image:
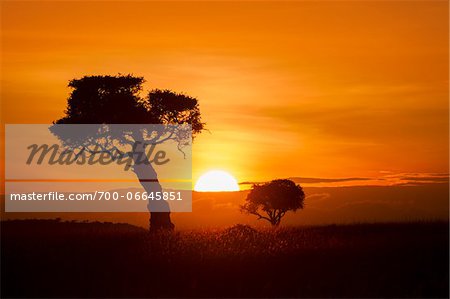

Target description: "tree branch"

left=247, top=210, right=272, bottom=223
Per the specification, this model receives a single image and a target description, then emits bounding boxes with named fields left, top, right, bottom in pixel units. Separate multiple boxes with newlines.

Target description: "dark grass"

left=1, top=220, right=448, bottom=298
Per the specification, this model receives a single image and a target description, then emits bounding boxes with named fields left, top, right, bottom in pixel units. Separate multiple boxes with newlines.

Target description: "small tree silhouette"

left=53, top=75, right=204, bottom=231
left=241, top=179, right=305, bottom=226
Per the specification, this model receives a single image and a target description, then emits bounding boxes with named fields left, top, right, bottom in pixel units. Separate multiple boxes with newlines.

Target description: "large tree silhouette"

left=53, top=75, right=204, bottom=231
left=241, top=179, right=305, bottom=226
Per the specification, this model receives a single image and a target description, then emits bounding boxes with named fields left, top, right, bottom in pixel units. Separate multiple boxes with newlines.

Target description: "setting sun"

left=194, top=170, right=240, bottom=192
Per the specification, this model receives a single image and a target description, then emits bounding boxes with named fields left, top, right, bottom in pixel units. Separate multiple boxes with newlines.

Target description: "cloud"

left=306, top=192, right=331, bottom=202
left=401, top=176, right=449, bottom=182
left=383, top=173, right=449, bottom=185
left=240, top=173, right=449, bottom=187
left=288, top=177, right=372, bottom=184
left=240, top=177, right=372, bottom=185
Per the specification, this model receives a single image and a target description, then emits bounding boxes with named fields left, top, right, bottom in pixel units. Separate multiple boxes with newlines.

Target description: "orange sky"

left=1, top=1, right=448, bottom=183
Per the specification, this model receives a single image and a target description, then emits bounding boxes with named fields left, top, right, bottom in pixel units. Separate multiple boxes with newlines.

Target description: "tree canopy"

left=241, top=179, right=305, bottom=226
left=56, top=75, right=204, bottom=137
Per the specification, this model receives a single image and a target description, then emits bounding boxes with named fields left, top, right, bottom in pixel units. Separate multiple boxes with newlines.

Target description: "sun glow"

left=194, top=170, right=240, bottom=192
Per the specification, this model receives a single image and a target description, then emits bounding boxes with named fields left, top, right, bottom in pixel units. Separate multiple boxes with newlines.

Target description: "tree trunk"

left=131, top=144, right=174, bottom=232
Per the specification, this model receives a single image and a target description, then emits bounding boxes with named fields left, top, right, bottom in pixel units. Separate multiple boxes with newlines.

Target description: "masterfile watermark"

left=5, top=124, right=193, bottom=212
left=26, top=141, right=170, bottom=171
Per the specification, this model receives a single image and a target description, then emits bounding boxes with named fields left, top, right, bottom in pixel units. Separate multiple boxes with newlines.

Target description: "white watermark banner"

left=5, top=124, right=192, bottom=212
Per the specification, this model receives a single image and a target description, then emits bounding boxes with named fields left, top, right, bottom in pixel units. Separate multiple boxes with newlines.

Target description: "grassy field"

left=1, top=219, right=448, bottom=298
